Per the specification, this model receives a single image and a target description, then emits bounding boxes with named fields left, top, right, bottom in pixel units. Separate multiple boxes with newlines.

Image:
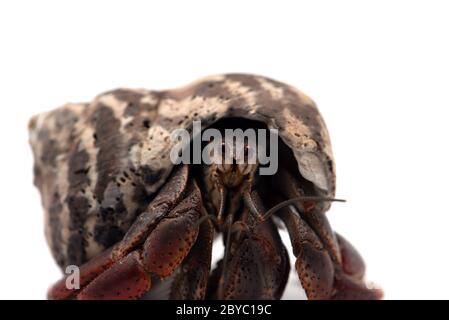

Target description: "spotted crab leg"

left=277, top=204, right=335, bottom=299
left=271, top=169, right=342, bottom=264
left=48, top=166, right=210, bottom=300
left=168, top=216, right=214, bottom=299
left=210, top=190, right=290, bottom=300
left=272, top=181, right=382, bottom=299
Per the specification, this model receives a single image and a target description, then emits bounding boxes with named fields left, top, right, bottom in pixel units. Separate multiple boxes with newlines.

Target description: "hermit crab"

left=29, top=74, right=382, bottom=300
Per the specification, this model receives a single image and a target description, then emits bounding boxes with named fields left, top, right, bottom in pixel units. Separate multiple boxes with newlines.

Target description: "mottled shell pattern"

left=29, top=74, right=335, bottom=268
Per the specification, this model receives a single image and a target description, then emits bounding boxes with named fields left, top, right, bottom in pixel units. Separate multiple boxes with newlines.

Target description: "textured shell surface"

left=29, top=73, right=335, bottom=268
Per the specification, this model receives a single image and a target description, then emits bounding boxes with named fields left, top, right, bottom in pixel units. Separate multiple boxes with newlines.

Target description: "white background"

left=1, top=0, right=448, bottom=300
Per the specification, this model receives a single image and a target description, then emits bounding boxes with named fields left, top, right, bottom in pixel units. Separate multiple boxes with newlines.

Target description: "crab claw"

left=48, top=247, right=116, bottom=300
left=78, top=251, right=150, bottom=300
left=48, top=166, right=213, bottom=300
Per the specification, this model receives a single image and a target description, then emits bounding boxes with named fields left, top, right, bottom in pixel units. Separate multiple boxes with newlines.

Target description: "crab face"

left=29, top=74, right=382, bottom=300
left=210, top=139, right=259, bottom=188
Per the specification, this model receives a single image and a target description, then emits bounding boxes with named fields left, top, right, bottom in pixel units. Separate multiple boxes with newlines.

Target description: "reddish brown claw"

left=48, top=247, right=116, bottom=300
left=48, top=167, right=211, bottom=300
left=78, top=252, right=150, bottom=300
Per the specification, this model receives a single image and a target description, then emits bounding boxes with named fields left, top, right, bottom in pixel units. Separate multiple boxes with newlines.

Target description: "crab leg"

left=215, top=224, right=289, bottom=299
left=331, top=273, right=383, bottom=300
left=48, top=246, right=116, bottom=300
left=48, top=167, right=205, bottom=300
left=331, top=233, right=383, bottom=300
left=277, top=204, right=382, bottom=300
left=336, top=233, right=366, bottom=279
left=48, top=232, right=153, bottom=299
left=213, top=191, right=290, bottom=300
left=272, top=169, right=342, bottom=264
left=277, top=205, right=335, bottom=299
left=169, top=217, right=214, bottom=299
left=77, top=251, right=150, bottom=299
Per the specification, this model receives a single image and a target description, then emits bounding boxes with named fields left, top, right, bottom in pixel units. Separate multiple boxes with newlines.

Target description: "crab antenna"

left=260, top=196, right=346, bottom=222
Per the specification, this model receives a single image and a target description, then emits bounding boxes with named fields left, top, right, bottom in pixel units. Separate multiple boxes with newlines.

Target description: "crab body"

left=29, top=74, right=381, bottom=300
